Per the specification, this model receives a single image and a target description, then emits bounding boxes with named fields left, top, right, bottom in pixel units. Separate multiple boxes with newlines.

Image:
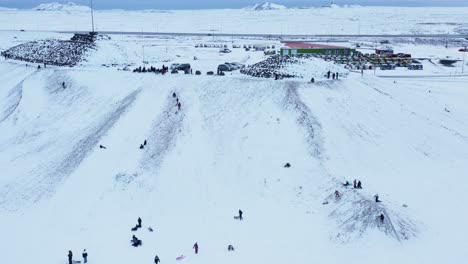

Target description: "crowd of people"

left=133, top=65, right=169, bottom=74
left=1, top=39, right=95, bottom=66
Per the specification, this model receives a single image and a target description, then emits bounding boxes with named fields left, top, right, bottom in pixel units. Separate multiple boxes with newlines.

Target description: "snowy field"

left=1, top=6, right=468, bottom=264
left=0, top=6, right=468, bottom=34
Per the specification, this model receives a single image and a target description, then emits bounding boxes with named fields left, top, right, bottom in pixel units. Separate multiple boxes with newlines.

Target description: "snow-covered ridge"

left=0, top=7, right=18, bottom=11
left=34, top=2, right=90, bottom=11
left=245, top=2, right=287, bottom=11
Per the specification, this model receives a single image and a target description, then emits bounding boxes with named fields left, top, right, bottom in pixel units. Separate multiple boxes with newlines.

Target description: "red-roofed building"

left=280, top=41, right=354, bottom=56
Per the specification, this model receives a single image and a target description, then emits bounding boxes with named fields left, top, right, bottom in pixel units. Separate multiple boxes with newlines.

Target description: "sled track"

left=0, top=89, right=141, bottom=211
left=283, top=81, right=323, bottom=159
left=0, top=80, right=23, bottom=124
left=138, top=93, right=186, bottom=174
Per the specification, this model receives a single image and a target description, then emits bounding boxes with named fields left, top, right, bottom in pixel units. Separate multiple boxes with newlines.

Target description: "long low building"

left=280, top=41, right=354, bottom=56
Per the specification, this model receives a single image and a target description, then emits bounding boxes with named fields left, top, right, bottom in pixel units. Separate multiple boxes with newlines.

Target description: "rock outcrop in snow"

left=34, top=2, right=90, bottom=11
left=245, top=2, right=287, bottom=11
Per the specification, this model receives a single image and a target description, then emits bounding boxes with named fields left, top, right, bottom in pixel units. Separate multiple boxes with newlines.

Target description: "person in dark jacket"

left=353, top=179, right=357, bottom=188
left=140, top=144, right=144, bottom=149
left=374, top=194, right=381, bottom=202
left=138, top=217, right=142, bottom=227
left=357, top=180, right=362, bottom=189
left=82, top=249, right=88, bottom=263
left=378, top=213, right=385, bottom=223
left=193, top=242, right=199, bottom=254
left=238, top=209, right=243, bottom=220
left=154, top=255, right=160, bottom=264
left=68, top=250, right=73, bottom=264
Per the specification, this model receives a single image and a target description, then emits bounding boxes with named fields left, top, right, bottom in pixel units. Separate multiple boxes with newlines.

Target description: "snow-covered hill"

left=34, top=2, right=90, bottom=11
left=245, top=2, right=287, bottom=10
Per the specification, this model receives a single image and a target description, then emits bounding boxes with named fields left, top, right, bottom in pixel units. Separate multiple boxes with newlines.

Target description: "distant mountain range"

left=34, top=2, right=90, bottom=11
left=244, top=2, right=287, bottom=11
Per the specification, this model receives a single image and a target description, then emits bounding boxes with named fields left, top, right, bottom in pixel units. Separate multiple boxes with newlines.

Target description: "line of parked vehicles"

left=217, top=62, right=245, bottom=72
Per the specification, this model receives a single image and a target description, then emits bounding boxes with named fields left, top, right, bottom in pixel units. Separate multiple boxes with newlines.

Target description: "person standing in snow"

left=327, top=70, right=331, bottom=79
left=138, top=217, right=142, bottom=228
left=332, top=73, right=336, bottom=80
left=378, top=213, right=385, bottom=223
left=374, top=194, right=380, bottom=202
left=154, top=255, right=160, bottom=264
left=178, top=102, right=181, bottom=111
left=353, top=179, right=357, bottom=188
left=68, top=250, right=73, bottom=264
left=82, top=249, right=88, bottom=263
left=334, top=190, right=341, bottom=198
left=193, top=242, right=199, bottom=254
left=357, top=180, right=362, bottom=189
left=238, top=209, right=243, bottom=220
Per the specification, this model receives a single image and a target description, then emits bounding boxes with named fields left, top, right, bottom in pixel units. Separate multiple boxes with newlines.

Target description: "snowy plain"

left=0, top=5, right=468, bottom=264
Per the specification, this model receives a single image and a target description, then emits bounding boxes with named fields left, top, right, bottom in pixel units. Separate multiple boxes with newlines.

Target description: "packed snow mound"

left=34, top=2, right=90, bottom=11
left=1, top=39, right=95, bottom=66
left=245, top=2, right=287, bottom=10
left=241, top=54, right=348, bottom=79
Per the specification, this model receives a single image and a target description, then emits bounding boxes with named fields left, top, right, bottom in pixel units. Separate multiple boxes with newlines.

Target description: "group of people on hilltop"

left=339, top=179, right=386, bottom=223
left=326, top=70, right=340, bottom=80
left=67, top=249, right=87, bottom=264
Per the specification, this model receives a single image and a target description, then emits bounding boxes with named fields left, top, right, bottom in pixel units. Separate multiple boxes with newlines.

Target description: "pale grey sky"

left=0, top=0, right=466, bottom=10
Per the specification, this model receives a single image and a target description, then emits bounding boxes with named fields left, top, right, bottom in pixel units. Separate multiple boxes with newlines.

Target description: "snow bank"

left=245, top=2, right=287, bottom=11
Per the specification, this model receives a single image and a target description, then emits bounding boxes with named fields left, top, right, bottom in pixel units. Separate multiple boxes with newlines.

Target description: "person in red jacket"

left=193, top=242, right=199, bottom=254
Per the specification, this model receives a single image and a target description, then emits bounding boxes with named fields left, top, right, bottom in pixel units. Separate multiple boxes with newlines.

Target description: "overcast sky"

left=0, top=0, right=467, bottom=10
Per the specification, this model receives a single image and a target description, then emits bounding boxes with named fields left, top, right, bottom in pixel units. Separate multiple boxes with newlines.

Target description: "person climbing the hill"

left=334, top=190, right=341, bottom=198
left=374, top=194, right=381, bottom=202
left=173, top=92, right=176, bottom=98
left=132, top=235, right=142, bottom=247
left=82, top=249, right=88, bottom=263
left=62, top=82, right=66, bottom=88
left=144, top=140, right=147, bottom=146
left=332, top=73, right=336, bottom=80
left=378, top=213, right=385, bottom=223
left=193, top=242, right=199, bottom=254
left=68, top=250, right=73, bottom=264
left=178, top=102, right=181, bottom=111
left=284, top=162, right=291, bottom=168
left=327, top=70, right=331, bottom=79
left=228, top=245, right=235, bottom=251
left=239, top=209, right=243, bottom=220
left=353, top=179, right=357, bottom=188
left=140, top=144, right=144, bottom=149
left=311, top=77, right=315, bottom=83
left=138, top=217, right=142, bottom=228
left=357, top=180, right=362, bottom=189
left=336, top=72, right=339, bottom=79
left=154, top=255, right=160, bottom=264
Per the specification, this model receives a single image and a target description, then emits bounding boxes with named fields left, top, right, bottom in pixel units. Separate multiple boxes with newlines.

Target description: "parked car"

left=217, top=64, right=230, bottom=72
left=177, top=63, right=191, bottom=71
left=224, top=63, right=238, bottom=70
left=230, top=62, right=245, bottom=69
left=408, top=64, right=423, bottom=70
left=380, top=64, right=396, bottom=70
left=219, top=48, right=231, bottom=53
left=170, top=63, right=180, bottom=70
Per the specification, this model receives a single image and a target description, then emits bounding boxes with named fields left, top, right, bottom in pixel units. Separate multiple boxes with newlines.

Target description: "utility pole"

left=463, top=46, right=466, bottom=74
left=90, top=0, right=95, bottom=32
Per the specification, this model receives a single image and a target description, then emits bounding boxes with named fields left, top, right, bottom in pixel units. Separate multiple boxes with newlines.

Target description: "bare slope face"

left=1, top=69, right=467, bottom=264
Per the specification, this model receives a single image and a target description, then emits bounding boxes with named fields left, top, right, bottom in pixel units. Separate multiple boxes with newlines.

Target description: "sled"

left=233, top=216, right=240, bottom=219
left=176, top=255, right=185, bottom=261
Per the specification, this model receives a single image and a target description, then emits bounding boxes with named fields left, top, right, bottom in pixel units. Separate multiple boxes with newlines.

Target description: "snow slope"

left=0, top=53, right=467, bottom=264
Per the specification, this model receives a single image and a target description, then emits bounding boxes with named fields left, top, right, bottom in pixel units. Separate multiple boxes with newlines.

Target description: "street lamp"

left=90, top=0, right=95, bottom=32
